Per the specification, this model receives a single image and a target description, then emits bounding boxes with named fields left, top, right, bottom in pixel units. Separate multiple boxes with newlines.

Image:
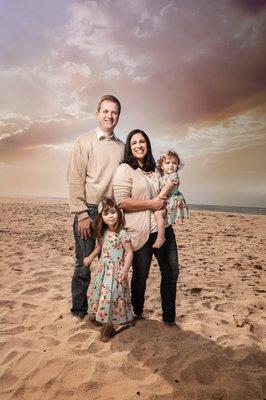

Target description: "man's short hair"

left=97, top=95, right=121, bottom=116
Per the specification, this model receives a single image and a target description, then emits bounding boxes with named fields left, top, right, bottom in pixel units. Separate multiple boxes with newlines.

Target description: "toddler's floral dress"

left=160, top=172, right=188, bottom=224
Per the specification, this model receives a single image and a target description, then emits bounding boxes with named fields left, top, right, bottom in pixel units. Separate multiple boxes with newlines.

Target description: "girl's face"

left=130, top=133, right=148, bottom=166
left=162, top=157, right=178, bottom=174
left=102, top=207, right=118, bottom=229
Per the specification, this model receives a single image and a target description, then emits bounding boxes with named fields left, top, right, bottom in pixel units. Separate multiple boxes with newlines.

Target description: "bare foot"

left=152, top=236, right=165, bottom=248
left=87, top=314, right=102, bottom=327
left=100, top=325, right=116, bottom=342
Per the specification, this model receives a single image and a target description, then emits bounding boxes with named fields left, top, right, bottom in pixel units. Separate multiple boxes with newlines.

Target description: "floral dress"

left=160, top=172, right=188, bottom=224
left=88, top=229, right=133, bottom=325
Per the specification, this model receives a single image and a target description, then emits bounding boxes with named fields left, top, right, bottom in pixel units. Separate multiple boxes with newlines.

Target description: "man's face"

left=96, top=100, right=119, bottom=134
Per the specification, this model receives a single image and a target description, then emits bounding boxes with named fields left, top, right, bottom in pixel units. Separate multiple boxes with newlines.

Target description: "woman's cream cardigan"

left=113, top=163, right=154, bottom=251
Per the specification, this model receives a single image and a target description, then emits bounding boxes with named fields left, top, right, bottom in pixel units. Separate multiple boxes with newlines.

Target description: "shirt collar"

left=96, top=127, right=117, bottom=141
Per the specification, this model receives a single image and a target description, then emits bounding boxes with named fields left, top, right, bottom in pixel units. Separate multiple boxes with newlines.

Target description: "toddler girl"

left=84, top=198, right=133, bottom=342
left=153, top=150, right=188, bottom=248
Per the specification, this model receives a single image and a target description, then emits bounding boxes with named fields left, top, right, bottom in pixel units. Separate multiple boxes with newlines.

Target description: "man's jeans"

left=131, top=226, right=179, bottom=324
left=71, top=205, right=98, bottom=317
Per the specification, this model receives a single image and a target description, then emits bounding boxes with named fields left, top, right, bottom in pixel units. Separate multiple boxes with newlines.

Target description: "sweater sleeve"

left=67, top=139, right=89, bottom=220
left=113, top=163, right=133, bottom=205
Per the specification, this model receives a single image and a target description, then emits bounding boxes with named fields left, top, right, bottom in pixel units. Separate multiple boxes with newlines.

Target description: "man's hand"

left=78, top=218, right=92, bottom=239
left=150, top=196, right=167, bottom=211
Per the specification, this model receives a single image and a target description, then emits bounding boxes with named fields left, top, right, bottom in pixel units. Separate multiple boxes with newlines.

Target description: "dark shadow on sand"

left=110, top=318, right=265, bottom=400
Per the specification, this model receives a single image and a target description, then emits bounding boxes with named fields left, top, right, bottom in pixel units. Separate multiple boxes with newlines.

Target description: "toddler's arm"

left=84, top=241, right=102, bottom=267
left=120, top=241, right=133, bottom=281
left=158, top=179, right=178, bottom=198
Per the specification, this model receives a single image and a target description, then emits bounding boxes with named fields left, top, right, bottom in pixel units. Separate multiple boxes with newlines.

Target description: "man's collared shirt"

left=95, top=127, right=117, bottom=141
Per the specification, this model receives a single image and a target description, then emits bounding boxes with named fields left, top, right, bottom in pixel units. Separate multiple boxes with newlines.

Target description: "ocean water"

left=189, top=204, right=266, bottom=216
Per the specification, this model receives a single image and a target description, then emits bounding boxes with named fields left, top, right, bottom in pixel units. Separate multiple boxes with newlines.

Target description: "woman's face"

left=130, top=133, right=148, bottom=166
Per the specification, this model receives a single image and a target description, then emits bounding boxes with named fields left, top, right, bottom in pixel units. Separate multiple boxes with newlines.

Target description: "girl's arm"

left=120, top=241, right=133, bottom=281
left=84, top=241, right=102, bottom=267
left=119, top=197, right=167, bottom=212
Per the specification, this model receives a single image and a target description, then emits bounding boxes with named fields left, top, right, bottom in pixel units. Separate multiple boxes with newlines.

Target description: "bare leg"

left=153, top=209, right=167, bottom=248
left=153, top=179, right=177, bottom=248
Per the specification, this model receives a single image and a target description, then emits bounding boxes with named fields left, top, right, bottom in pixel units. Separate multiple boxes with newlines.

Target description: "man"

left=67, top=95, right=124, bottom=318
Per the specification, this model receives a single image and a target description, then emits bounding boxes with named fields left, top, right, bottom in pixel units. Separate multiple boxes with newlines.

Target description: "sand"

left=0, top=197, right=265, bottom=400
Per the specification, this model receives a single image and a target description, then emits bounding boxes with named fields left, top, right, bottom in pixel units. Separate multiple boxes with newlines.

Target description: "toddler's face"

left=162, top=157, right=178, bottom=174
left=102, top=207, right=118, bottom=228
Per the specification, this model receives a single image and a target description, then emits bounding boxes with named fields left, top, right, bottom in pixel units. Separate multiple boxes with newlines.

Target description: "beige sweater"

left=113, top=163, right=159, bottom=251
left=68, top=131, right=125, bottom=220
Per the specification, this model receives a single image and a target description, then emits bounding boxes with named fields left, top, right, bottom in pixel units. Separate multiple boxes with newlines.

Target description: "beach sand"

left=0, top=197, right=265, bottom=400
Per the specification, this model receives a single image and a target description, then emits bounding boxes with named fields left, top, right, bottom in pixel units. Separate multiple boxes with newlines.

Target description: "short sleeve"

left=169, top=172, right=179, bottom=182
left=119, top=229, right=131, bottom=245
left=113, top=163, right=133, bottom=205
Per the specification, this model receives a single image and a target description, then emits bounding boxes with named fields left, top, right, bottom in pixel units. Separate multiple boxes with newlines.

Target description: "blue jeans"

left=71, top=205, right=98, bottom=317
left=131, top=226, right=179, bottom=323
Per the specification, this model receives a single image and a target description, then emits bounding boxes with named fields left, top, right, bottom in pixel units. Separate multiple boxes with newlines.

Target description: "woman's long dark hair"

left=122, top=129, right=156, bottom=172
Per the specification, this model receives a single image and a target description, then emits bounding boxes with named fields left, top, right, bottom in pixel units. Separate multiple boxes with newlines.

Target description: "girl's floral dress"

left=88, top=229, right=133, bottom=325
left=160, top=172, right=188, bottom=224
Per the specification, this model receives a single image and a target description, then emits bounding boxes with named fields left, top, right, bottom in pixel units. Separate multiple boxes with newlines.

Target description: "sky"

left=0, top=0, right=265, bottom=206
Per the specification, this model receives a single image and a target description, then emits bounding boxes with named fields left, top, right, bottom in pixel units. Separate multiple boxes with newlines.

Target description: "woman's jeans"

left=71, top=205, right=98, bottom=317
left=131, top=226, right=179, bottom=324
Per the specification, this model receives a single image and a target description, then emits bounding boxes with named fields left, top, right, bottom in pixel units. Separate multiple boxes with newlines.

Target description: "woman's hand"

left=150, top=196, right=167, bottom=211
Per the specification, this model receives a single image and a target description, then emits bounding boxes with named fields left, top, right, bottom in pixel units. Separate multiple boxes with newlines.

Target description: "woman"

left=113, top=129, right=179, bottom=326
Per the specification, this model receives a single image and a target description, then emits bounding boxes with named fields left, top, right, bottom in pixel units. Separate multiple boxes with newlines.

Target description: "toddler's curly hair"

left=157, top=150, right=184, bottom=175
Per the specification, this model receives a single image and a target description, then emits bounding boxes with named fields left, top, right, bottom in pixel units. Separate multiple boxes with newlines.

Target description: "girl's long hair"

left=121, top=129, right=156, bottom=172
left=92, top=198, right=125, bottom=239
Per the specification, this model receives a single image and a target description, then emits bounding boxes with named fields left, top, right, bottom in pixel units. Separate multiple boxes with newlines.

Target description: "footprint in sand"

left=0, top=326, right=25, bottom=336
left=0, top=370, right=17, bottom=391
left=21, top=302, right=38, bottom=309
left=21, top=287, right=48, bottom=296
left=68, top=332, right=90, bottom=343
left=180, top=356, right=220, bottom=385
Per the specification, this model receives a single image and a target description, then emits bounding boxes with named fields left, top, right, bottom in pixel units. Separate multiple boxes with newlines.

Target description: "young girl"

left=84, top=198, right=133, bottom=342
left=153, top=150, right=188, bottom=248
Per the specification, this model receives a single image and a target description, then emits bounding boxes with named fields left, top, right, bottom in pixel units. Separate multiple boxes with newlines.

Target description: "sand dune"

left=0, top=198, right=265, bottom=399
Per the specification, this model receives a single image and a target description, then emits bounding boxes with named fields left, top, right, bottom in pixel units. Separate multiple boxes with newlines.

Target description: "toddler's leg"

left=153, top=209, right=167, bottom=248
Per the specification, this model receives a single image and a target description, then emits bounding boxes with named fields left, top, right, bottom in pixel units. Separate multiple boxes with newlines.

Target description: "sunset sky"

left=0, top=0, right=265, bottom=206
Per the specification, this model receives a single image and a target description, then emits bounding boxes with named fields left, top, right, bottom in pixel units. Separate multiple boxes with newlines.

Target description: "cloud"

left=0, top=114, right=94, bottom=162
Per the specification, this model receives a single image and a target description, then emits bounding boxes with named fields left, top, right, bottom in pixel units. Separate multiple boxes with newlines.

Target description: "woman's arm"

left=113, top=164, right=167, bottom=212
left=119, top=196, right=166, bottom=212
